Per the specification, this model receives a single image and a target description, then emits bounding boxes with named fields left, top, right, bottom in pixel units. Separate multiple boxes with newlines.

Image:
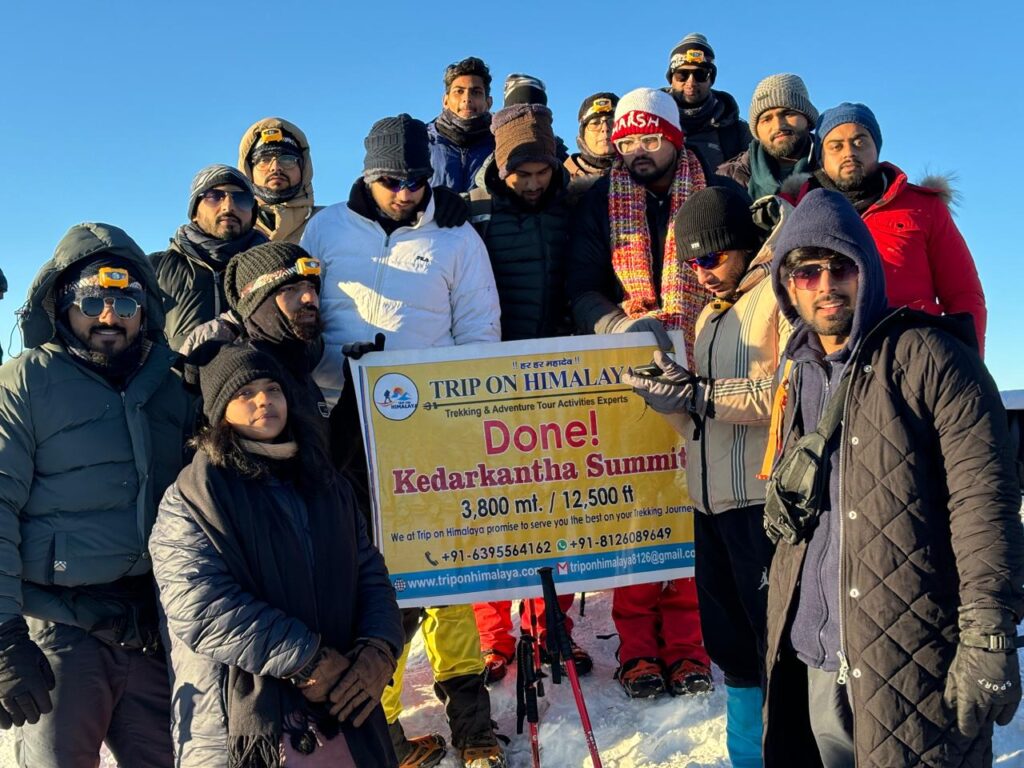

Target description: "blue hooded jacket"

left=770, top=189, right=889, bottom=670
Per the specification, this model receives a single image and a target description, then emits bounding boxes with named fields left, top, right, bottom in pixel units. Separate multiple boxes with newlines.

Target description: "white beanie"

left=611, top=88, right=684, bottom=149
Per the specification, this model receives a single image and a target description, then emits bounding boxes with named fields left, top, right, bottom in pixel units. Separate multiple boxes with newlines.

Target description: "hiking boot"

left=389, top=720, right=447, bottom=768
left=460, top=743, right=507, bottom=767
left=667, top=658, right=714, bottom=696
left=482, top=649, right=511, bottom=684
left=616, top=657, right=666, bottom=699
left=540, top=640, right=594, bottom=676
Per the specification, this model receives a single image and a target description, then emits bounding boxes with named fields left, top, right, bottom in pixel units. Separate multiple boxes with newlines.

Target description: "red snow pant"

left=473, top=596, right=576, bottom=659
left=611, top=577, right=708, bottom=668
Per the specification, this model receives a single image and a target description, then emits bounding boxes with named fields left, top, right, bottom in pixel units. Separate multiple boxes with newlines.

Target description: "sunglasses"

left=673, top=68, right=712, bottom=83
left=686, top=251, right=729, bottom=271
left=788, top=259, right=859, bottom=291
left=613, top=133, right=664, bottom=155
left=252, top=154, right=300, bottom=171
left=376, top=177, right=430, bottom=193
left=201, top=189, right=255, bottom=208
left=74, top=295, right=141, bottom=320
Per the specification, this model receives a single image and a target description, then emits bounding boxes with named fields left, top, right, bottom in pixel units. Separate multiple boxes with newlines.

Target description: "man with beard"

left=427, top=56, right=495, bottom=193
left=301, top=115, right=504, bottom=768
left=796, top=103, right=987, bottom=354
left=0, top=224, right=189, bottom=766
left=564, top=92, right=619, bottom=183
left=759, top=188, right=1022, bottom=767
left=238, top=118, right=322, bottom=244
left=718, top=74, right=819, bottom=200
left=567, top=87, right=712, bottom=699
left=662, top=34, right=748, bottom=170
left=152, top=164, right=268, bottom=350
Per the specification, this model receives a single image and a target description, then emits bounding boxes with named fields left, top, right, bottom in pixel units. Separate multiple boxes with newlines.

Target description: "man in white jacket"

left=300, top=114, right=504, bottom=768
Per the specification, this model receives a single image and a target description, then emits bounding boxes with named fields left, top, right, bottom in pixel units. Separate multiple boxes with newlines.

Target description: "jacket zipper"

left=700, top=312, right=725, bottom=514
left=369, top=231, right=391, bottom=332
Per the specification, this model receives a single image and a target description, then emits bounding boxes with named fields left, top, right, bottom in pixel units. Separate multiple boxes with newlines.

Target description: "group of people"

left=0, top=31, right=1019, bottom=768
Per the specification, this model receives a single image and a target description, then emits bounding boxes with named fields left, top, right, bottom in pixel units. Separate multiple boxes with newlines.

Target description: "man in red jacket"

left=808, top=102, right=987, bottom=353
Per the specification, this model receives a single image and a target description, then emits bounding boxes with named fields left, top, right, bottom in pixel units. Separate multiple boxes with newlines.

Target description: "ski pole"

left=539, top=566, right=603, bottom=768
left=515, top=624, right=542, bottom=767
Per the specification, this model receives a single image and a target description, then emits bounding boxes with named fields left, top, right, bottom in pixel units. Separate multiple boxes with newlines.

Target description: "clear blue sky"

left=3, top=1, right=1022, bottom=388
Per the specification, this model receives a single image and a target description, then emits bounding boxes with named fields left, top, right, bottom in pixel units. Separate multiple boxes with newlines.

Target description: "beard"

left=804, top=293, right=854, bottom=339
left=287, top=308, right=323, bottom=341
left=626, top=149, right=678, bottom=185
left=763, top=129, right=809, bottom=160
left=832, top=163, right=871, bottom=191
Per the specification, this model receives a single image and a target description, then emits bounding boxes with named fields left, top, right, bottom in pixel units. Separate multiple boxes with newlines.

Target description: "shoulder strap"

left=467, top=187, right=493, bottom=239
left=758, top=360, right=795, bottom=480
left=813, top=373, right=851, bottom=441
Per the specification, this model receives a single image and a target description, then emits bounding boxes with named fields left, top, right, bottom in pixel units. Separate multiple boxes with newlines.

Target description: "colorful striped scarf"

left=609, top=149, right=707, bottom=342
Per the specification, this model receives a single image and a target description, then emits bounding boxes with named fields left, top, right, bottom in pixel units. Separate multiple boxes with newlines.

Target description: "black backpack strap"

left=814, top=373, right=852, bottom=441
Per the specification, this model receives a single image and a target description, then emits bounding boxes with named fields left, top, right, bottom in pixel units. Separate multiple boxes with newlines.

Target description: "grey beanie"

left=188, top=164, right=257, bottom=220
left=363, top=114, right=433, bottom=182
left=749, top=74, right=818, bottom=136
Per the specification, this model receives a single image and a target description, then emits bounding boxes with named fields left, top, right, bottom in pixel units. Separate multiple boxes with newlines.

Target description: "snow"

left=1, top=589, right=1023, bottom=766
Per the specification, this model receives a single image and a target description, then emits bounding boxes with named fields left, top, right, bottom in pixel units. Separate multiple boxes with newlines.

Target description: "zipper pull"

left=836, top=651, right=849, bottom=686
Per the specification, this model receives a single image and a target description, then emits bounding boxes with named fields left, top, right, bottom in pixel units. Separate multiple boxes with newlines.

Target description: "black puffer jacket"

left=664, top=88, right=749, bottom=171
left=471, top=162, right=572, bottom=340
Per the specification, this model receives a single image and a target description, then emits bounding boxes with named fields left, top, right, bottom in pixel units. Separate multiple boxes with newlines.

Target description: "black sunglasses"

left=673, top=68, right=712, bottom=83
left=201, top=189, right=255, bottom=208
left=74, top=295, right=141, bottom=320
left=376, top=177, right=430, bottom=193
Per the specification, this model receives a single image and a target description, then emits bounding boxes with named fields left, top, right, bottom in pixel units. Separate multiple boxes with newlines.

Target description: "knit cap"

left=224, top=242, right=321, bottom=322
left=188, top=164, right=257, bottom=220
left=749, top=74, right=818, bottom=136
left=363, top=114, right=433, bottom=182
left=816, top=102, right=883, bottom=153
left=674, top=186, right=760, bottom=259
left=504, top=73, right=547, bottom=106
left=492, top=104, right=558, bottom=179
left=249, top=125, right=303, bottom=164
left=612, top=88, right=684, bottom=150
left=666, top=33, right=716, bottom=82
left=578, top=92, right=619, bottom=127
left=200, top=343, right=284, bottom=426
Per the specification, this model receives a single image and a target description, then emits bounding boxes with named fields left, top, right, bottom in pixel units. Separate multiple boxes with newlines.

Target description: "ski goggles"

left=200, top=189, right=256, bottom=208
left=788, top=258, right=859, bottom=290
left=240, top=258, right=322, bottom=298
left=685, top=251, right=730, bottom=271
left=73, top=295, right=142, bottom=320
left=613, top=133, right=665, bottom=155
left=375, top=176, right=430, bottom=193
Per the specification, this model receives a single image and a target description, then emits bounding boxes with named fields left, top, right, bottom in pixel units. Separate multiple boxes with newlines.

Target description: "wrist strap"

left=961, top=629, right=1024, bottom=652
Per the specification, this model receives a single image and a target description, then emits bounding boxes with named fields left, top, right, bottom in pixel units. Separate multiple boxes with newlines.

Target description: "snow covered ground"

left=1, top=589, right=1023, bottom=766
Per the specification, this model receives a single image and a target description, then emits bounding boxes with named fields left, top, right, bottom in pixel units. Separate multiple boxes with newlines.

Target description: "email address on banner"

left=392, top=544, right=696, bottom=600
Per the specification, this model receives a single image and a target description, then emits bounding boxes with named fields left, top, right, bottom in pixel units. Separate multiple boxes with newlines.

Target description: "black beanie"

left=363, top=114, right=433, bottom=181
left=224, top=242, right=320, bottom=321
left=577, top=92, right=619, bottom=126
left=674, top=186, right=761, bottom=259
left=200, top=343, right=284, bottom=425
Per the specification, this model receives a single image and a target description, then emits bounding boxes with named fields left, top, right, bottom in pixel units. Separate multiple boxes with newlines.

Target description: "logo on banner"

left=557, top=562, right=569, bottom=576
left=373, top=373, right=418, bottom=421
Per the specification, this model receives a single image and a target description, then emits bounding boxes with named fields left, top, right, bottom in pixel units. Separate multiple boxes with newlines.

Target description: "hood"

left=238, top=117, right=314, bottom=206
left=21, top=223, right=166, bottom=349
left=771, top=188, right=888, bottom=356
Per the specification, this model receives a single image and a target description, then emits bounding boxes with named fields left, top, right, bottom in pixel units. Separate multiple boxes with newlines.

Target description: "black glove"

left=328, top=638, right=397, bottom=727
left=944, top=608, right=1022, bottom=738
left=622, top=350, right=710, bottom=417
left=342, top=333, right=386, bottom=361
left=0, top=617, right=55, bottom=729
left=431, top=186, right=469, bottom=228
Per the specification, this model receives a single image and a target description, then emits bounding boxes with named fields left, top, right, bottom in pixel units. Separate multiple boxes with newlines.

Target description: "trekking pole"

left=515, top=622, right=542, bottom=767
left=538, top=567, right=604, bottom=768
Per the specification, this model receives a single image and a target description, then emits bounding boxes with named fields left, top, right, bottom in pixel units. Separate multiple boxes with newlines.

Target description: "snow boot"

left=616, top=657, right=666, bottom=698
left=725, top=684, right=764, bottom=768
left=389, top=720, right=447, bottom=768
left=459, top=737, right=507, bottom=767
left=541, top=639, right=594, bottom=676
left=482, top=649, right=512, bottom=684
left=667, top=658, right=714, bottom=696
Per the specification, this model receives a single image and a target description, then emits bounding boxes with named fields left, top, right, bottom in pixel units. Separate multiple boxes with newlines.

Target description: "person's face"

left=67, top=295, right=143, bottom=356
left=369, top=177, right=428, bottom=222
left=785, top=254, right=860, bottom=353
left=442, top=75, right=492, bottom=118
left=670, top=67, right=713, bottom=104
left=273, top=280, right=321, bottom=340
left=223, top=377, right=288, bottom=441
left=504, top=161, right=554, bottom=206
left=755, top=108, right=811, bottom=159
left=251, top=153, right=302, bottom=191
left=621, top=136, right=678, bottom=185
left=193, top=184, right=254, bottom=240
left=691, top=250, right=749, bottom=298
left=821, top=124, right=879, bottom=191
left=583, top=117, right=614, bottom=157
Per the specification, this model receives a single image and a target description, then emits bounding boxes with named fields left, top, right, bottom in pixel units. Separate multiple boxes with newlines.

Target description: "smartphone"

left=632, top=363, right=664, bottom=378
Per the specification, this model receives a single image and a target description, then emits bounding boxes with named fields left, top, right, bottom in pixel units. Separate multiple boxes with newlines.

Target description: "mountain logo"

left=373, top=373, right=419, bottom=421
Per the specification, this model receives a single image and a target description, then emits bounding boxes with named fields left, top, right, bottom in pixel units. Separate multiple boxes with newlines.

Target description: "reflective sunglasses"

left=686, top=251, right=729, bottom=271
left=673, top=68, right=713, bottom=83
left=200, top=189, right=255, bottom=208
left=613, top=133, right=664, bottom=155
left=788, top=258, right=859, bottom=290
left=252, top=154, right=301, bottom=171
left=74, top=295, right=141, bottom=320
left=376, top=176, right=430, bottom=193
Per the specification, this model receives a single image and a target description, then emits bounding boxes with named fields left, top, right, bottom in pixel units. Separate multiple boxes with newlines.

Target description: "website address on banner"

left=392, top=544, right=696, bottom=601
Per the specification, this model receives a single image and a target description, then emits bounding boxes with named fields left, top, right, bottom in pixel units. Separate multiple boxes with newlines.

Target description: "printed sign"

left=351, top=333, right=696, bottom=607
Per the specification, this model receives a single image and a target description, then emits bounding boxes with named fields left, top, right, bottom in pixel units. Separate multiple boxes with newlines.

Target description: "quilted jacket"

left=762, top=191, right=1024, bottom=766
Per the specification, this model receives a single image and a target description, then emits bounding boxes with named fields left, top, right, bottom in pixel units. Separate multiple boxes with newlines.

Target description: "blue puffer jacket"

left=427, top=119, right=494, bottom=193
left=150, top=471, right=402, bottom=767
